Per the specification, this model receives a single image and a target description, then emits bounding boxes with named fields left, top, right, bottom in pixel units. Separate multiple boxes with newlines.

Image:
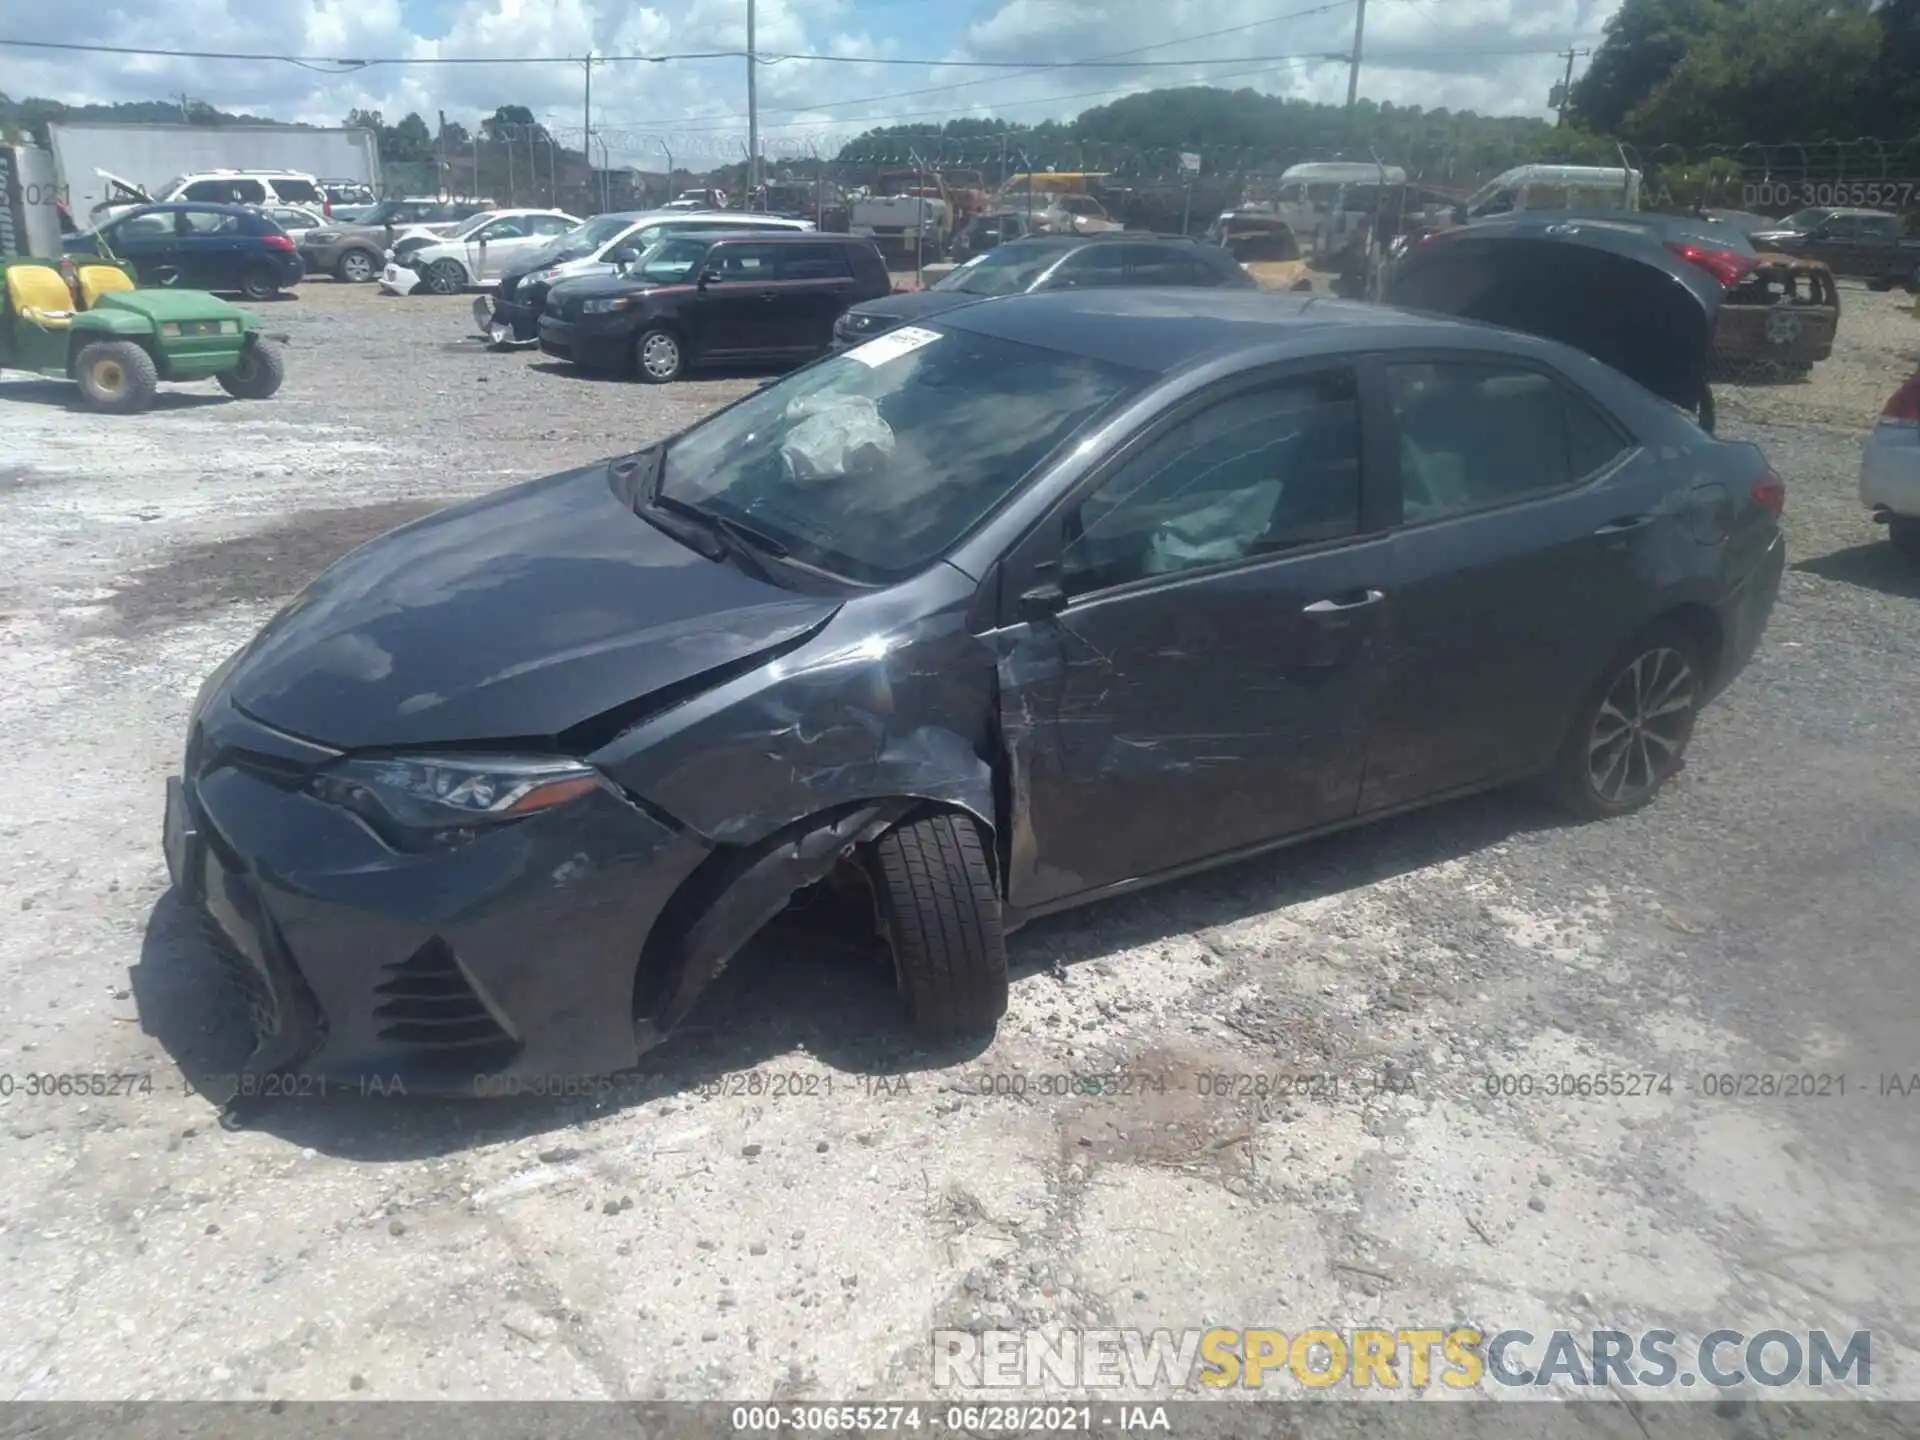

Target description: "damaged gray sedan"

left=165, top=283, right=1784, bottom=1101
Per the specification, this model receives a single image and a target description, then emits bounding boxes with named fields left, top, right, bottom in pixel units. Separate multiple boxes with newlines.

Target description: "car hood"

left=1383, top=216, right=1725, bottom=409
left=846, top=290, right=981, bottom=323
left=96, top=290, right=246, bottom=322
left=225, top=463, right=841, bottom=751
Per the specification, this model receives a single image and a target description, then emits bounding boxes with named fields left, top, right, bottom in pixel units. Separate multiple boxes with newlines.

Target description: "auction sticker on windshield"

left=846, top=326, right=941, bottom=368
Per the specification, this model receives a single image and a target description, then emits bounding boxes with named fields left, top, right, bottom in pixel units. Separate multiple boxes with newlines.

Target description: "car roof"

left=931, top=288, right=1469, bottom=374
left=676, top=229, right=860, bottom=244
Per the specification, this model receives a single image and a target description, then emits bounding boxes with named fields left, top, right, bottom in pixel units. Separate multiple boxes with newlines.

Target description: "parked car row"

left=162, top=210, right=1791, bottom=1109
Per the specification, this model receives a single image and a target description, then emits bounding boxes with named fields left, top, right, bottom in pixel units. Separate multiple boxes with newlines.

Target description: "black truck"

left=1749, top=207, right=1920, bottom=292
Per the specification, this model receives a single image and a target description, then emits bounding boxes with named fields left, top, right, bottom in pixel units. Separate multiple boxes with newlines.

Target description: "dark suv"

left=832, top=233, right=1255, bottom=349
left=64, top=203, right=305, bottom=300
left=539, top=231, right=892, bottom=382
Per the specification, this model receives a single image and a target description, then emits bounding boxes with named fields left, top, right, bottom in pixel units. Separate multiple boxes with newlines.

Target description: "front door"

left=1807, top=214, right=1860, bottom=275
left=993, top=364, right=1393, bottom=909
left=690, top=241, right=787, bottom=356
left=174, top=207, right=248, bottom=290
left=774, top=242, right=858, bottom=351
left=103, top=210, right=186, bottom=287
left=1357, top=354, right=1646, bottom=811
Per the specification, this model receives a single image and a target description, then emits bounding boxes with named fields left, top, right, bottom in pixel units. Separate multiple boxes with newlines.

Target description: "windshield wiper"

left=656, top=493, right=791, bottom=576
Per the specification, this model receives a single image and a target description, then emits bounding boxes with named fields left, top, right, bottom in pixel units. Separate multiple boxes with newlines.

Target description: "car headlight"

left=581, top=296, right=637, bottom=314
left=309, top=754, right=608, bottom=843
left=533, top=267, right=564, bottom=283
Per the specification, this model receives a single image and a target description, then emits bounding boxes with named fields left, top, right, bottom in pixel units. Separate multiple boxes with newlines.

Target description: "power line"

left=599, top=1, right=1355, bottom=128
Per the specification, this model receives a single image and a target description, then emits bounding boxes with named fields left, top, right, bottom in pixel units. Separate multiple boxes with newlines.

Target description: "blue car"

left=64, top=203, right=304, bottom=301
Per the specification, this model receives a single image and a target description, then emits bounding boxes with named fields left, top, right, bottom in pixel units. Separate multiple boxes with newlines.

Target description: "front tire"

left=74, top=340, right=159, bottom=413
left=238, top=265, right=281, bottom=302
left=216, top=340, right=285, bottom=399
left=335, top=248, right=379, bottom=283
left=422, top=259, right=467, bottom=295
left=633, top=327, right=684, bottom=383
left=1889, top=516, right=1920, bottom=562
left=869, top=812, right=1008, bottom=1040
left=1547, top=625, right=1705, bottom=821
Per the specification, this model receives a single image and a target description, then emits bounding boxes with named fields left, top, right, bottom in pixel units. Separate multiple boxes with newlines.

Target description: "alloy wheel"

left=340, top=251, right=375, bottom=282
left=1586, top=647, right=1697, bottom=807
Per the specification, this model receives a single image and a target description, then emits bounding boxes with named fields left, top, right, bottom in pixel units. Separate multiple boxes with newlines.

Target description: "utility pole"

left=582, top=52, right=594, bottom=212
left=1554, top=47, right=1588, bottom=127
left=747, top=0, right=760, bottom=207
left=1345, top=0, right=1367, bottom=109
left=437, top=110, right=449, bottom=199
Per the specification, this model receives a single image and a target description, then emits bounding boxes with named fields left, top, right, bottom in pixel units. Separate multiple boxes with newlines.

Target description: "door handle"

left=1303, top=588, right=1385, bottom=616
left=1594, top=514, right=1654, bottom=536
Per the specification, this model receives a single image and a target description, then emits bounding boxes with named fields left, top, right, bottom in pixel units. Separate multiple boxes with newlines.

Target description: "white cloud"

left=7, top=0, right=1621, bottom=168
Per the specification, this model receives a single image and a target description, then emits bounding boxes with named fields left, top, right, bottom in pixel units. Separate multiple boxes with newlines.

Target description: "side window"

left=530, top=215, right=574, bottom=236
left=706, top=243, right=781, bottom=279
left=1859, top=216, right=1899, bottom=243
left=778, top=243, right=852, bottom=280
left=1819, top=215, right=1858, bottom=240
left=479, top=219, right=528, bottom=240
left=114, top=212, right=175, bottom=240
left=1127, top=248, right=1217, bottom=286
left=1388, top=361, right=1577, bottom=523
left=1060, top=371, right=1362, bottom=597
left=178, top=208, right=240, bottom=235
left=274, top=179, right=320, bottom=206
left=1565, top=388, right=1632, bottom=478
left=1047, top=246, right=1127, bottom=289
left=181, top=181, right=228, bottom=202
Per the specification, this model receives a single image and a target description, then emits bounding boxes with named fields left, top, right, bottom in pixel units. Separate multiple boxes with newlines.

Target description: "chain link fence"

left=364, top=124, right=1920, bottom=232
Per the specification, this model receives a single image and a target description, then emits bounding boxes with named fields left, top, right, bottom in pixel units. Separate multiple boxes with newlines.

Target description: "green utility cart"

left=0, top=255, right=286, bottom=413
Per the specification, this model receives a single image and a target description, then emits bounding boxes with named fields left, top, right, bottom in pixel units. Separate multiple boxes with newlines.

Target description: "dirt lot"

left=2, top=277, right=1919, bottom=1411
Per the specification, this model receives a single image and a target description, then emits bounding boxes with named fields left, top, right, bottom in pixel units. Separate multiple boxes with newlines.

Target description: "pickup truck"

left=1750, top=207, right=1920, bottom=292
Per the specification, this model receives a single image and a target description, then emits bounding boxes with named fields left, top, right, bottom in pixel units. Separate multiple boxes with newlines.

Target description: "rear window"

left=779, top=243, right=852, bottom=280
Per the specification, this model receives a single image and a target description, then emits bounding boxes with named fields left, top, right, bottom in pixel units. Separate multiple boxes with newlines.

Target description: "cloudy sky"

left=6, top=0, right=1621, bottom=167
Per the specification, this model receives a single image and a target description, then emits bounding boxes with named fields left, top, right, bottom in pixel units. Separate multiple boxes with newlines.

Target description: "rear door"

left=1357, top=353, right=1650, bottom=811
left=174, top=207, right=250, bottom=289
left=774, top=241, right=858, bottom=350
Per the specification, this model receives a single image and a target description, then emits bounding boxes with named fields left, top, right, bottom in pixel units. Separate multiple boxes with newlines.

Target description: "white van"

left=1269, top=161, right=1408, bottom=253
left=1459, top=164, right=1642, bottom=221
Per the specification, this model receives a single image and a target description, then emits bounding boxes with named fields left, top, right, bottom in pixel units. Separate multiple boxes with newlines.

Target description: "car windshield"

left=656, top=326, right=1144, bottom=585
left=535, top=214, right=636, bottom=262
left=933, top=244, right=1063, bottom=296
left=633, top=236, right=712, bottom=284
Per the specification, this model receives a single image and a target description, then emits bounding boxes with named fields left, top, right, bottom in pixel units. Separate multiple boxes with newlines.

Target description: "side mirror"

left=698, top=268, right=725, bottom=288
left=1017, top=578, right=1067, bottom=622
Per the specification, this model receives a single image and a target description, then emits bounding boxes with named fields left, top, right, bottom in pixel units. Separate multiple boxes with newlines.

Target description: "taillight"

left=1752, top=469, right=1785, bottom=518
left=262, top=233, right=295, bottom=251
left=1665, top=241, right=1755, bottom=289
left=1881, top=372, right=1920, bottom=424
left=323, top=197, right=332, bottom=218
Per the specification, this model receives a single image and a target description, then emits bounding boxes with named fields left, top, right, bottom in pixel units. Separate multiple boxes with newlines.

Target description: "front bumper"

left=164, top=690, right=709, bottom=1097
left=538, top=313, right=633, bottom=369
left=477, top=293, right=540, bottom=343
left=380, top=261, right=422, bottom=296
left=1861, top=420, right=1920, bottom=518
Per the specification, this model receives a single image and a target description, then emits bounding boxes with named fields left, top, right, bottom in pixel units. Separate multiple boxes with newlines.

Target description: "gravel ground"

left=1, top=276, right=1918, bottom=1413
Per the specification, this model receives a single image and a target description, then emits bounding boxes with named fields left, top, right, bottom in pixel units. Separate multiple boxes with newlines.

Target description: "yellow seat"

left=77, top=264, right=134, bottom=309
left=6, top=264, right=75, bottom=330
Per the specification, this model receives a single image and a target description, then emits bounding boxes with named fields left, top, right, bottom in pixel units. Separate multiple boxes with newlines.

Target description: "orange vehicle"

left=1204, top=211, right=1313, bottom=291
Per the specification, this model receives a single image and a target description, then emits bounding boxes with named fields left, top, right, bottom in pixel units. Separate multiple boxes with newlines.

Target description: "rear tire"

left=869, top=812, right=1008, bottom=1040
left=74, top=340, right=158, bottom=413
left=216, top=340, right=285, bottom=399
left=1546, top=623, right=1705, bottom=821
left=1889, top=516, right=1920, bottom=562
left=238, top=265, right=280, bottom=302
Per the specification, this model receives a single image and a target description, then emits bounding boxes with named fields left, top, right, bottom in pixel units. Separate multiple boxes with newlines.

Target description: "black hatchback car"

left=64, top=203, right=305, bottom=300
left=540, top=231, right=892, bottom=382
left=834, top=233, right=1255, bottom=349
left=166, top=230, right=1783, bottom=1107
